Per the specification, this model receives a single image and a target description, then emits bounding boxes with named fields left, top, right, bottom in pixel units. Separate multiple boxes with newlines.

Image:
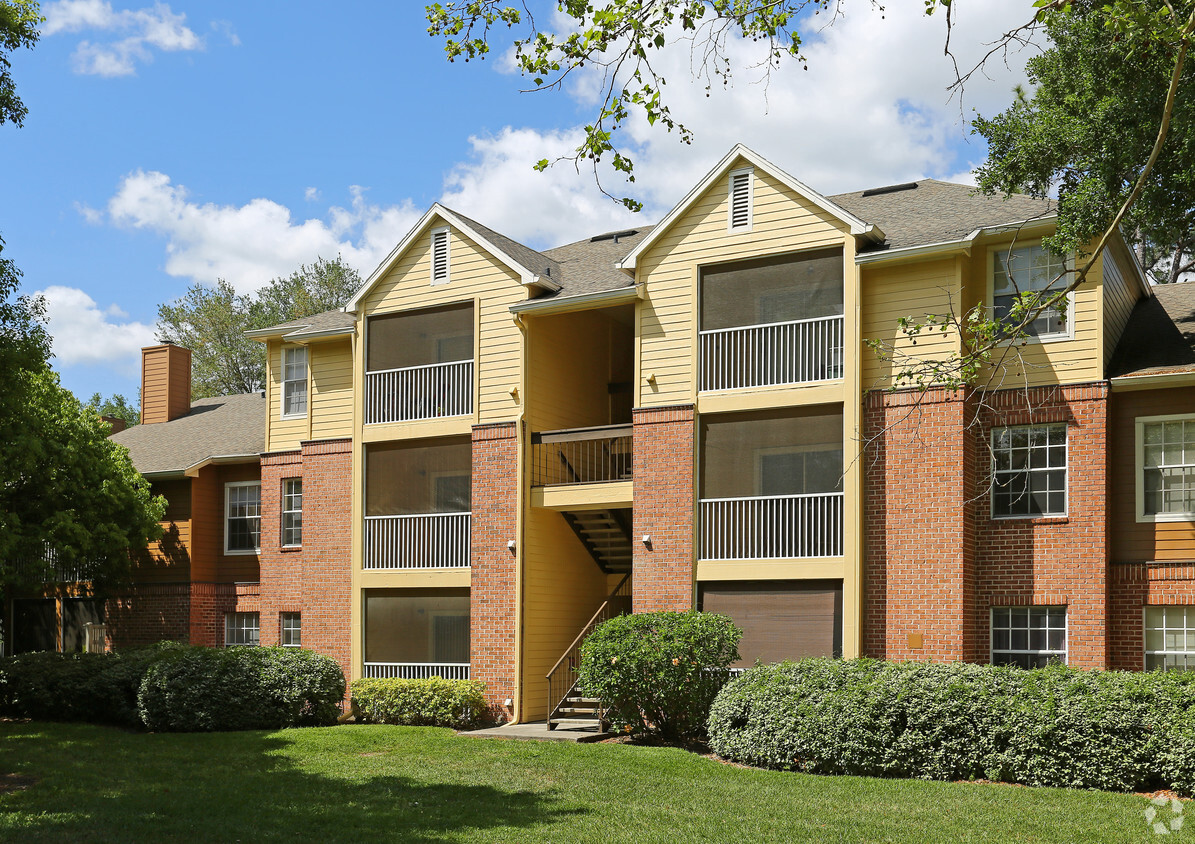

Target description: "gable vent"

left=728, top=168, right=753, bottom=232
left=431, top=227, right=450, bottom=285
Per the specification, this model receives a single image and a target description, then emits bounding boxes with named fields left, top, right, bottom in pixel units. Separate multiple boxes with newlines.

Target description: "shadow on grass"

left=0, top=723, right=581, bottom=843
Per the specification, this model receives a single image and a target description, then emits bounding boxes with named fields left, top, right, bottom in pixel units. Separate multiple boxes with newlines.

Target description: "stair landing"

left=460, top=721, right=609, bottom=743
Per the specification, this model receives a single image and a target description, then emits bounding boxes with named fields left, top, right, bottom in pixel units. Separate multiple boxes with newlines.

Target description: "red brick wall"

left=864, top=383, right=1110, bottom=668
left=105, top=583, right=192, bottom=647
left=632, top=405, right=695, bottom=613
left=1110, top=563, right=1195, bottom=670
left=471, top=422, right=519, bottom=719
left=258, top=440, right=353, bottom=694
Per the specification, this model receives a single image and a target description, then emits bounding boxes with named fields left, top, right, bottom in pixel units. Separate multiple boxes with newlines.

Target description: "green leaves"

left=351, top=677, right=488, bottom=728
left=0, top=0, right=42, bottom=128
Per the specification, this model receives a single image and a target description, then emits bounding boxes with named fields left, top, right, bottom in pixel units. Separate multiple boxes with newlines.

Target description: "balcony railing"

left=699, top=314, right=844, bottom=392
left=362, top=662, right=470, bottom=680
left=699, top=492, right=844, bottom=560
left=531, top=424, right=633, bottom=486
left=365, top=359, right=473, bottom=424
left=363, top=512, right=471, bottom=569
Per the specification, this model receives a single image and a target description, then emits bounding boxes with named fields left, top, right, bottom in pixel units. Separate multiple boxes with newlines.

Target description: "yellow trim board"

left=531, top=480, right=633, bottom=511
left=358, top=568, right=472, bottom=590
left=697, top=381, right=845, bottom=415
left=696, top=558, right=846, bottom=581
left=361, top=416, right=474, bottom=443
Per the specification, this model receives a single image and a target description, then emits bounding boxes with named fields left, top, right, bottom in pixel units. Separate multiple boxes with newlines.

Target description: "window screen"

left=699, top=580, right=842, bottom=667
left=364, top=588, right=470, bottom=664
left=365, top=437, right=471, bottom=516
left=367, top=302, right=474, bottom=372
left=701, top=408, right=843, bottom=500
left=700, top=249, right=844, bottom=332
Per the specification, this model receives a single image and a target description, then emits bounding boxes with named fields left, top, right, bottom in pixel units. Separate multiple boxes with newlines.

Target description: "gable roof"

left=246, top=309, right=356, bottom=342
left=109, top=392, right=265, bottom=477
left=617, top=145, right=883, bottom=271
left=344, top=203, right=561, bottom=313
left=1111, top=281, right=1195, bottom=379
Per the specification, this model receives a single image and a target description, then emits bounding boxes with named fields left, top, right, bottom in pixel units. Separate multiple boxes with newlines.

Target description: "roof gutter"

left=855, top=214, right=1060, bottom=267
left=183, top=453, right=262, bottom=478
left=509, top=284, right=644, bottom=316
left=1110, top=371, right=1195, bottom=392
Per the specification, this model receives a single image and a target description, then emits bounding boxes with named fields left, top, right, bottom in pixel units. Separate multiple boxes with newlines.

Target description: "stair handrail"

left=546, top=573, right=631, bottom=726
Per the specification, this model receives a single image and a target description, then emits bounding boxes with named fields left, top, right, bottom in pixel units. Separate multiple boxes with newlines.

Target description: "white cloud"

left=36, top=285, right=157, bottom=372
left=100, top=170, right=422, bottom=292
left=42, top=0, right=202, bottom=77
left=304, top=187, right=320, bottom=202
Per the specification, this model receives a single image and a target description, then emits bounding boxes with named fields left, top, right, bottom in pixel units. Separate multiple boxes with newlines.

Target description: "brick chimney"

left=140, top=344, right=192, bottom=424
left=101, top=415, right=128, bottom=434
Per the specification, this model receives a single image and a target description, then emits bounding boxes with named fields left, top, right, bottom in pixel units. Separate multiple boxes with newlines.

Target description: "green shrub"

left=707, top=659, right=1195, bottom=794
left=0, top=642, right=183, bottom=728
left=576, top=611, right=741, bottom=740
left=351, top=677, right=487, bottom=728
left=137, top=646, right=345, bottom=732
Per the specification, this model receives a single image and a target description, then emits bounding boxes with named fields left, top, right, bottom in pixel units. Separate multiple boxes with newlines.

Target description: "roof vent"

left=861, top=182, right=919, bottom=198
left=590, top=229, right=639, bottom=244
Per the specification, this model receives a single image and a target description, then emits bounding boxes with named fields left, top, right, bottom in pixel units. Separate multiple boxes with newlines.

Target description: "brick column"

left=259, top=450, right=304, bottom=647
left=471, top=422, right=519, bottom=719
left=632, top=405, right=695, bottom=613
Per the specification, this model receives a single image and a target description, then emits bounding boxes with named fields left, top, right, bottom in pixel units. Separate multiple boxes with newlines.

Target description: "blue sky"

left=2, top=0, right=1036, bottom=402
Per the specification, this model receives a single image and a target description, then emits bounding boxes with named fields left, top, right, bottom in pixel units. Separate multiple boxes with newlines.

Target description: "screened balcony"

left=362, top=588, right=470, bottom=679
left=531, top=425, right=633, bottom=486
left=699, top=408, right=844, bottom=560
left=365, top=303, right=474, bottom=424
left=699, top=250, right=844, bottom=392
left=363, top=438, right=471, bottom=569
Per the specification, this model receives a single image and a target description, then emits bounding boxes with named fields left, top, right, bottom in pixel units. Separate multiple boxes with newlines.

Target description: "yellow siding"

left=311, top=339, right=354, bottom=440
left=1102, top=238, right=1139, bottom=369
left=267, top=340, right=307, bottom=452
left=526, top=309, right=629, bottom=431
left=860, top=257, right=962, bottom=389
left=361, top=223, right=525, bottom=426
left=521, top=506, right=609, bottom=721
left=636, top=160, right=852, bottom=407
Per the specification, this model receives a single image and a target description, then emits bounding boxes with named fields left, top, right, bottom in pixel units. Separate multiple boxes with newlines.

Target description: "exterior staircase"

left=560, top=508, right=632, bottom=574
left=546, top=573, right=632, bottom=731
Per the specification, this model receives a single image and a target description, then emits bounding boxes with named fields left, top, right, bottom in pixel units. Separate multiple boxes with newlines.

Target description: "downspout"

left=509, top=311, right=529, bottom=724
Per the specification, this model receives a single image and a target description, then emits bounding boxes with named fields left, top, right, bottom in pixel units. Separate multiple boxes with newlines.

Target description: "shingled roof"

left=110, top=392, right=265, bottom=476
left=1110, top=281, right=1195, bottom=379
left=830, top=180, right=1056, bottom=252
left=248, top=309, right=355, bottom=340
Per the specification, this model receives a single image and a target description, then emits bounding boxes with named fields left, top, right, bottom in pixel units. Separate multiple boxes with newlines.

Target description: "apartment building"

left=10, top=144, right=1195, bottom=728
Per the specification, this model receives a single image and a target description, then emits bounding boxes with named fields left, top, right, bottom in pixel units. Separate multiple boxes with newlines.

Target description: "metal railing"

left=699, top=492, right=844, bottom=560
left=531, top=424, right=633, bottom=486
left=365, top=359, right=473, bottom=424
left=546, top=574, right=632, bottom=730
left=363, top=512, right=471, bottom=569
left=362, top=663, right=471, bottom=680
left=699, top=314, right=844, bottom=391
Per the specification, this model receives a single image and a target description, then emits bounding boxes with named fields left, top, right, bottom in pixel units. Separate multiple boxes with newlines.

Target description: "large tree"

left=157, top=256, right=363, bottom=398
left=0, top=0, right=39, bottom=128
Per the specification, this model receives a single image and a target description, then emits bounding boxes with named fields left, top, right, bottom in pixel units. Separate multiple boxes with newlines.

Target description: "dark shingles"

left=830, top=180, right=1056, bottom=251
left=1110, top=282, right=1195, bottom=378
left=447, top=208, right=562, bottom=284
left=538, top=227, right=653, bottom=299
left=109, top=392, right=265, bottom=475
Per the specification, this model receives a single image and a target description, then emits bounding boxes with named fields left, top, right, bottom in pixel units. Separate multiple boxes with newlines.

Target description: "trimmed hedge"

left=577, top=611, right=741, bottom=740
left=708, top=659, right=1195, bottom=794
left=0, top=642, right=184, bottom=728
left=351, top=677, right=486, bottom=728
left=138, top=646, right=345, bottom=732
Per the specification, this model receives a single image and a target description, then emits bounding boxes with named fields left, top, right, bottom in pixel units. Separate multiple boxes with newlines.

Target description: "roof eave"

left=1110, top=370, right=1195, bottom=391
left=509, top=284, right=643, bottom=316
left=182, top=453, right=262, bottom=478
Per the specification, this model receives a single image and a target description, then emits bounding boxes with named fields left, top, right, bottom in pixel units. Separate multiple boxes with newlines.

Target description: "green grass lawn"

left=0, top=721, right=1168, bottom=843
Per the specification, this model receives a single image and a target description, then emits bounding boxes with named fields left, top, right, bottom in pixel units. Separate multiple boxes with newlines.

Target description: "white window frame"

left=280, top=345, right=308, bottom=419
left=1136, top=414, right=1195, bottom=523
left=990, top=606, right=1068, bottom=667
left=990, top=423, right=1068, bottom=520
left=1144, top=605, right=1195, bottom=671
left=224, top=481, right=262, bottom=555
left=225, top=611, right=260, bottom=647
left=282, top=478, right=302, bottom=548
left=988, top=241, right=1074, bottom=344
left=727, top=167, right=754, bottom=233
left=280, top=612, right=301, bottom=648
left=431, top=226, right=450, bottom=286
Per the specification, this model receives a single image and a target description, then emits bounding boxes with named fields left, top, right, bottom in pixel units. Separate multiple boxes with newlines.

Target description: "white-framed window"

left=990, top=242, right=1072, bottom=341
left=1137, top=415, right=1195, bottom=522
left=431, top=226, right=450, bottom=285
left=225, top=612, right=260, bottom=647
left=991, top=424, right=1067, bottom=518
left=991, top=606, right=1067, bottom=668
left=282, top=478, right=303, bottom=548
left=281, top=345, right=308, bottom=418
left=1145, top=606, right=1195, bottom=670
left=727, top=167, right=753, bottom=232
left=280, top=612, right=302, bottom=648
left=225, top=481, right=262, bottom=554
